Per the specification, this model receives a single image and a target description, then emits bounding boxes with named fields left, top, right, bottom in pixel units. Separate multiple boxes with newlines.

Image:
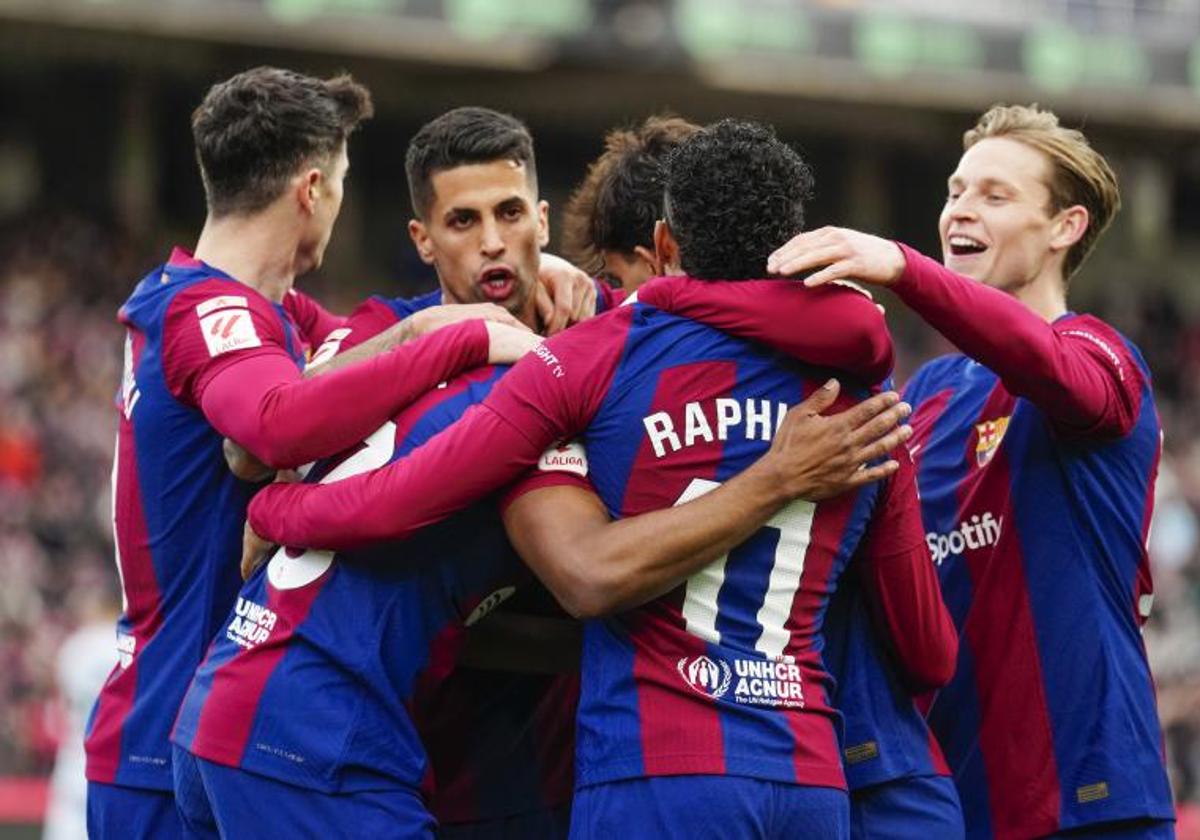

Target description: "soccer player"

left=561, top=115, right=700, bottom=292
left=87, top=67, right=534, bottom=839
left=559, top=112, right=964, bottom=838
left=244, top=119, right=955, bottom=838
left=768, top=104, right=1173, bottom=838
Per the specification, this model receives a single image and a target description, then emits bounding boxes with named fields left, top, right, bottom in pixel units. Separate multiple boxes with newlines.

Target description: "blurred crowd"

left=2, top=211, right=1200, bottom=820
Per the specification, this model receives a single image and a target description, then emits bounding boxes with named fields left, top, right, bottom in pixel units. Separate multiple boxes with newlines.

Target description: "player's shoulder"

left=903, top=353, right=970, bottom=403
left=1056, top=312, right=1151, bottom=382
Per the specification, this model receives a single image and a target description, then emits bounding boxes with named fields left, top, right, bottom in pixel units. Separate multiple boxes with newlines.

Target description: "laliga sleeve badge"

left=196, top=296, right=261, bottom=357
left=537, top=440, right=589, bottom=477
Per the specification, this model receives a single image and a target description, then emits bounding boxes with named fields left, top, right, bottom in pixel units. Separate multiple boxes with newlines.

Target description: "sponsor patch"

left=677, top=653, right=805, bottom=708
left=974, top=416, right=1010, bottom=467
left=195, top=295, right=249, bottom=318
left=199, top=306, right=261, bottom=357
left=537, top=440, right=589, bottom=477
left=1076, top=782, right=1109, bottom=804
left=844, top=741, right=879, bottom=764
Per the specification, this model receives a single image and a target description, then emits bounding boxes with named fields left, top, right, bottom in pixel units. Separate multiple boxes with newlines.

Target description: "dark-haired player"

left=245, top=119, right=955, bottom=838
left=87, top=67, right=534, bottom=839
left=769, top=105, right=1173, bottom=838
left=560, top=112, right=964, bottom=838
left=561, top=115, right=700, bottom=292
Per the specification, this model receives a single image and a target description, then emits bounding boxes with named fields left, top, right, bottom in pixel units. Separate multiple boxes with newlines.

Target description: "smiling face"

left=938, top=136, right=1072, bottom=295
left=408, top=159, right=548, bottom=327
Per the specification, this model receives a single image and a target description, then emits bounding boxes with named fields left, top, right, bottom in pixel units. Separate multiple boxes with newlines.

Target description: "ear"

left=1050, top=204, right=1089, bottom=253
left=632, top=244, right=662, bottom=277
left=408, top=219, right=436, bottom=265
left=536, top=199, right=550, bottom=249
left=653, top=220, right=683, bottom=275
left=297, top=167, right=323, bottom=215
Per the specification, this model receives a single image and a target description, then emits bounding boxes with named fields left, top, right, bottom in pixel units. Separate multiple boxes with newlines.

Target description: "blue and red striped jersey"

left=86, top=249, right=305, bottom=790
left=496, top=302, right=919, bottom=791
left=905, top=309, right=1171, bottom=836
left=171, top=365, right=536, bottom=797
left=312, top=288, right=579, bottom=822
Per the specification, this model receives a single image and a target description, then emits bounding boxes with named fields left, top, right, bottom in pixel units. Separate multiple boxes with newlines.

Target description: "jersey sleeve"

left=161, top=279, right=297, bottom=407
left=282, top=288, right=346, bottom=349
left=636, top=276, right=894, bottom=383
left=247, top=312, right=630, bottom=551
left=893, top=244, right=1144, bottom=438
left=311, top=296, right=404, bottom=363
left=856, top=447, right=958, bottom=693
left=498, top=441, right=594, bottom=514
left=198, top=319, right=490, bottom=469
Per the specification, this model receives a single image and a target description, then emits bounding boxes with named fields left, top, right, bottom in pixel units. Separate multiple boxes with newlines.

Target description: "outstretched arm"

left=502, top=384, right=912, bottom=618
left=769, top=227, right=1143, bottom=436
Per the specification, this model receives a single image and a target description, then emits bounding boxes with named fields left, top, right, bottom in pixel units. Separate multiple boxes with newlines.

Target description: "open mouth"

left=947, top=234, right=988, bottom=257
left=478, top=266, right=517, bottom=301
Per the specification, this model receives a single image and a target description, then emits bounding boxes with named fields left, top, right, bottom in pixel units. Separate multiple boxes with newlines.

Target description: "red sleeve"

left=336, top=298, right=404, bottom=353
left=498, top=442, right=594, bottom=514
left=893, top=244, right=1143, bottom=438
left=161, top=280, right=298, bottom=406
left=247, top=311, right=629, bottom=550
left=199, top=319, right=489, bottom=469
left=857, top=447, right=958, bottom=693
left=636, top=276, right=893, bottom=383
left=283, top=288, right=346, bottom=348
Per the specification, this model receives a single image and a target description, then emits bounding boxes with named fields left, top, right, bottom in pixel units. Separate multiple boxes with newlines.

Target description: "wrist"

left=738, top=456, right=795, bottom=511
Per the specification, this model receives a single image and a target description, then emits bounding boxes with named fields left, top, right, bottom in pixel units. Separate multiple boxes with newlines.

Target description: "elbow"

left=903, top=632, right=958, bottom=692
left=545, top=558, right=626, bottom=620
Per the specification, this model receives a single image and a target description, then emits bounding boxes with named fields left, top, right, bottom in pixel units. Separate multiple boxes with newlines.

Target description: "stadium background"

left=0, top=0, right=1198, bottom=836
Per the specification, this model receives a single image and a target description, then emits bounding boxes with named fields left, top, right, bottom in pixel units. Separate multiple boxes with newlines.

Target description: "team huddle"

left=85, top=66, right=1174, bottom=839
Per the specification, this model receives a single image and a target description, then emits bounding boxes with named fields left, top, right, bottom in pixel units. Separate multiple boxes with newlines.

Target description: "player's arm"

left=855, top=446, right=958, bottom=693
left=769, top=228, right=1142, bottom=437
left=183, top=287, right=538, bottom=470
left=245, top=313, right=629, bottom=554
left=636, top=276, right=893, bottom=383
left=502, top=384, right=912, bottom=619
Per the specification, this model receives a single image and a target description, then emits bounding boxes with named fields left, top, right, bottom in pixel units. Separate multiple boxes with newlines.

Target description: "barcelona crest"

left=974, top=416, right=1011, bottom=467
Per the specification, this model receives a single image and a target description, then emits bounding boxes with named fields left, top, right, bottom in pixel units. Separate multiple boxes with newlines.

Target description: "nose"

left=480, top=218, right=505, bottom=259
left=946, top=194, right=978, bottom=223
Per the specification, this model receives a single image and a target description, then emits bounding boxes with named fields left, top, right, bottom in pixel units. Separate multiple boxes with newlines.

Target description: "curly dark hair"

left=561, top=115, right=700, bottom=273
left=192, top=67, right=373, bottom=218
left=405, top=107, right=536, bottom=219
left=664, top=119, right=813, bottom=281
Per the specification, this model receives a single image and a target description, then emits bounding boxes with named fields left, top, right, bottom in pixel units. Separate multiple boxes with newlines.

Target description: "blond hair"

left=964, top=104, right=1120, bottom=279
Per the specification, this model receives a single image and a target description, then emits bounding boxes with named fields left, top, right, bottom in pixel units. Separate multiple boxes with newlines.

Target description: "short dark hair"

left=192, top=67, right=373, bottom=217
left=405, top=107, right=536, bottom=219
left=562, top=115, right=700, bottom=273
left=664, top=119, right=813, bottom=281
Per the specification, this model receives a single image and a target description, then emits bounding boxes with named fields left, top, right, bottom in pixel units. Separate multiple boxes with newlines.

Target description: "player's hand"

left=486, top=321, right=544, bottom=364
left=241, top=520, right=273, bottom=581
left=767, top=226, right=907, bottom=289
left=224, top=438, right=274, bottom=483
left=408, top=303, right=530, bottom=338
left=536, top=252, right=597, bottom=335
left=759, top=380, right=912, bottom=501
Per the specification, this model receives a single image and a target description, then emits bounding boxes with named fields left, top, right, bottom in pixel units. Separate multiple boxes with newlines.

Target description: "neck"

left=1010, top=268, right=1068, bottom=323
left=193, top=211, right=300, bottom=303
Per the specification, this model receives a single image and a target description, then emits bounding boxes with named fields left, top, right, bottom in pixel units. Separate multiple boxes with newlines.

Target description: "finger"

left=549, top=282, right=573, bottom=335
left=766, top=229, right=829, bottom=273
left=802, top=261, right=857, bottom=288
left=840, top=459, right=900, bottom=488
left=535, top=284, right=555, bottom=331
left=791, top=379, right=840, bottom=418
left=769, top=244, right=846, bottom=278
left=574, top=281, right=597, bottom=322
left=846, top=400, right=911, bottom=448
left=838, top=391, right=901, bottom=430
left=850, top=424, right=914, bottom=465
